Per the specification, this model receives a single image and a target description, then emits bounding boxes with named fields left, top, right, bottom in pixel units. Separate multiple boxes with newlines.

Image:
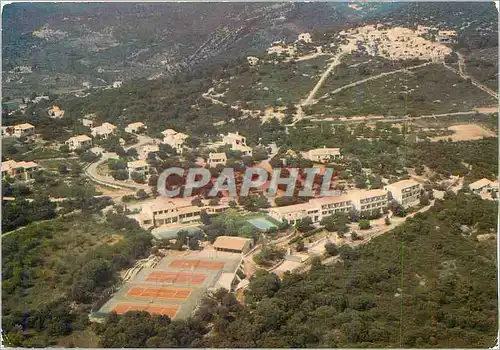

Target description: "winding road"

left=84, top=135, right=154, bottom=191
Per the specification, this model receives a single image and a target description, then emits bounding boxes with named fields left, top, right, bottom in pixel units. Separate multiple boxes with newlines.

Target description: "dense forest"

left=91, top=193, right=497, bottom=348
left=2, top=214, right=153, bottom=347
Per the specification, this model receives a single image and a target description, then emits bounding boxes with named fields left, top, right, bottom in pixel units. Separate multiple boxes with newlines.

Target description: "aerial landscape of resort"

left=1, top=2, right=499, bottom=348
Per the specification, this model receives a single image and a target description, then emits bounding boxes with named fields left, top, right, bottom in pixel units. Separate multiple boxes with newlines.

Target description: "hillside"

left=3, top=2, right=374, bottom=98
left=91, top=193, right=498, bottom=348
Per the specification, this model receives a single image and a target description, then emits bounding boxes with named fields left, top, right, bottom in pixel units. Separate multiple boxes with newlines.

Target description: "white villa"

left=1, top=160, right=40, bottom=181
left=82, top=118, right=95, bottom=128
left=298, top=32, right=312, bottom=43
left=349, top=189, right=388, bottom=214
left=247, top=56, right=259, bottom=66
left=306, top=147, right=342, bottom=163
left=222, top=132, right=253, bottom=156
left=488, top=180, right=499, bottom=194
left=128, top=197, right=202, bottom=228
left=91, top=122, right=117, bottom=139
left=140, top=144, right=160, bottom=159
left=437, top=30, right=457, bottom=44
left=269, top=195, right=353, bottom=225
left=386, top=179, right=422, bottom=208
left=208, top=152, right=227, bottom=167
left=13, top=123, right=35, bottom=138
left=125, top=122, right=146, bottom=134
left=127, top=160, right=149, bottom=176
left=162, top=129, right=188, bottom=153
left=48, top=105, right=65, bottom=118
left=468, top=178, right=493, bottom=194
left=113, top=81, right=123, bottom=88
left=65, top=135, right=93, bottom=150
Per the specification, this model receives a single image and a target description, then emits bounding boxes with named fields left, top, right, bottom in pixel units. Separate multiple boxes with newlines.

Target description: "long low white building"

left=128, top=197, right=230, bottom=229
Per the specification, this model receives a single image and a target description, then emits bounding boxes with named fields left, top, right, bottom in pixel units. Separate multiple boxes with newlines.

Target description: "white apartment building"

left=113, top=81, right=123, bottom=88
left=127, top=160, right=149, bottom=176
left=349, top=189, right=388, bottom=214
left=269, top=195, right=353, bottom=225
left=140, top=145, right=159, bottom=159
left=468, top=178, right=493, bottom=194
left=65, top=135, right=93, bottom=150
left=208, top=152, right=227, bottom=167
left=306, top=147, right=342, bottom=163
left=1, top=160, right=40, bottom=181
left=128, top=198, right=202, bottom=228
left=222, top=132, right=253, bottom=156
left=13, top=123, right=35, bottom=138
left=125, top=122, right=146, bottom=134
left=91, top=122, right=117, bottom=139
left=386, top=179, right=422, bottom=208
left=298, top=32, right=312, bottom=43
left=162, top=129, right=188, bottom=154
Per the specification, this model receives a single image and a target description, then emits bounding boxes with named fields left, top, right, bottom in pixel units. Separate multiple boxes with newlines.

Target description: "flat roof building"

left=128, top=197, right=202, bottom=228
left=213, top=236, right=253, bottom=254
left=127, top=160, right=149, bottom=176
left=140, top=144, right=160, bottom=159
left=349, top=189, right=388, bottom=214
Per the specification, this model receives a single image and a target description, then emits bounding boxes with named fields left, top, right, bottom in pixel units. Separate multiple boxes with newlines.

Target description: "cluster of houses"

left=269, top=179, right=422, bottom=225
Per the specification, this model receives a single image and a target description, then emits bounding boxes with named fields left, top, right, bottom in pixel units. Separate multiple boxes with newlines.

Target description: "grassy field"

left=214, top=56, right=332, bottom=109
left=308, top=64, right=497, bottom=117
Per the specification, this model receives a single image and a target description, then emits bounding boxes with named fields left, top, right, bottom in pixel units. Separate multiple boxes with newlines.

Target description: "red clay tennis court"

left=146, top=271, right=206, bottom=284
left=126, top=286, right=192, bottom=300
left=168, top=259, right=225, bottom=270
left=113, top=303, right=179, bottom=318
